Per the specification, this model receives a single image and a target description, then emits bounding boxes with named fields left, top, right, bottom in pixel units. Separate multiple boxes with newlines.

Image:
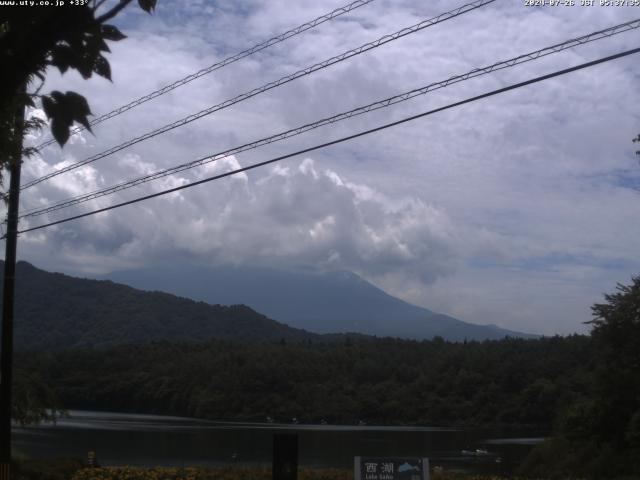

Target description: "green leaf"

left=98, top=37, right=111, bottom=53
left=41, top=95, right=57, bottom=119
left=73, top=111, right=92, bottom=132
left=50, top=46, right=77, bottom=75
left=61, top=91, right=93, bottom=132
left=63, top=91, right=92, bottom=116
left=101, top=24, right=126, bottom=41
left=138, top=0, right=157, bottom=13
left=49, top=91, right=66, bottom=104
left=93, top=55, right=111, bottom=81
left=43, top=91, right=94, bottom=145
left=76, top=53, right=93, bottom=79
left=50, top=117, right=71, bottom=147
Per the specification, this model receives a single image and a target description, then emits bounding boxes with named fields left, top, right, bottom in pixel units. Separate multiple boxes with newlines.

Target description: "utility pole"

left=0, top=91, right=25, bottom=480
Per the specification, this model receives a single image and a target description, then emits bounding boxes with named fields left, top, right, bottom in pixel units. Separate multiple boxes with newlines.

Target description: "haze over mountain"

left=102, top=265, right=537, bottom=341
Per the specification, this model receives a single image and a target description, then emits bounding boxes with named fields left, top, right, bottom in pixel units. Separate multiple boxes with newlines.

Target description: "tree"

left=519, top=278, right=640, bottom=478
left=0, top=0, right=157, bottom=435
left=546, top=277, right=640, bottom=477
left=0, top=0, right=157, bottom=183
left=1, top=4, right=158, bottom=476
left=588, top=276, right=640, bottom=451
left=12, top=367, right=65, bottom=426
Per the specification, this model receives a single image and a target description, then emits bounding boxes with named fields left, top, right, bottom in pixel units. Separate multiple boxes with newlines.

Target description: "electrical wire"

left=21, top=0, right=495, bottom=190
left=13, top=46, right=640, bottom=237
left=20, top=18, right=640, bottom=219
left=34, top=0, right=377, bottom=150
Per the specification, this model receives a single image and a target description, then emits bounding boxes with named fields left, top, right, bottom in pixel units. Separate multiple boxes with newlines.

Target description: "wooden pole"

left=273, top=433, right=298, bottom=480
left=0, top=90, right=25, bottom=480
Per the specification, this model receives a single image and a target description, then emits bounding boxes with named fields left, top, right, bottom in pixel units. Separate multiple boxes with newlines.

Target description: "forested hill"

left=2, top=260, right=531, bottom=350
left=18, top=335, right=593, bottom=427
left=2, top=261, right=324, bottom=350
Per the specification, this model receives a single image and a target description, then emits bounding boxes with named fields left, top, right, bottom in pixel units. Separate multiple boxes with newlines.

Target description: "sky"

left=6, top=0, right=640, bottom=335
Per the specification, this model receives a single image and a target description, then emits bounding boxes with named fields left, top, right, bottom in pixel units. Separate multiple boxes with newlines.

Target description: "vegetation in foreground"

left=519, top=276, right=640, bottom=479
left=8, top=461, right=569, bottom=480
left=10, top=458, right=84, bottom=480
left=68, top=465, right=553, bottom=480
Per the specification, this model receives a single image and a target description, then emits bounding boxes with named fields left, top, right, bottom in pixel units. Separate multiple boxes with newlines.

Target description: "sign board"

left=87, top=450, right=98, bottom=468
left=354, top=457, right=430, bottom=480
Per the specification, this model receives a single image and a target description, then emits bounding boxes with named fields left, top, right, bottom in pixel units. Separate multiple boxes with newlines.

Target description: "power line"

left=34, top=0, right=377, bottom=150
left=21, top=0, right=495, bottom=190
left=14, top=46, right=640, bottom=237
left=20, top=18, right=640, bottom=219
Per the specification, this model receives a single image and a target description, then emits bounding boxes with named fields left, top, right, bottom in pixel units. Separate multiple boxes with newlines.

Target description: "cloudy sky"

left=7, top=0, right=640, bottom=335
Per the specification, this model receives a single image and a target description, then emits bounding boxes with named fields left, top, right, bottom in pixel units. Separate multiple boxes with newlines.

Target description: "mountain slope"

left=1, top=261, right=320, bottom=350
left=103, top=264, right=536, bottom=340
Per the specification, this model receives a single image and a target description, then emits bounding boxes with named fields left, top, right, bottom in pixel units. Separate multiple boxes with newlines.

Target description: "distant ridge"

left=1, top=261, right=327, bottom=351
left=103, top=264, right=537, bottom=341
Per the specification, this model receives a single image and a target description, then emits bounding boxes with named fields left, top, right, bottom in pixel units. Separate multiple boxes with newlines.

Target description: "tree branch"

left=92, top=0, right=110, bottom=13
left=95, top=0, right=134, bottom=24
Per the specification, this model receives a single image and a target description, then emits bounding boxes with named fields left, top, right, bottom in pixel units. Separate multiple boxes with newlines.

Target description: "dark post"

left=0, top=92, right=25, bottom=480
left=272, top=433, right=298, bottom=480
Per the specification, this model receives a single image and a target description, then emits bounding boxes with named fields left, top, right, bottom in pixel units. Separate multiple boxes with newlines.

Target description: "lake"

left=13, top=410, right=544, bottom=476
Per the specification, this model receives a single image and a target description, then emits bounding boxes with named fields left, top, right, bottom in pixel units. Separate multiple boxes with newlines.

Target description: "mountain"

left=102, top=264, right=537, bottom=340
left=1, top=261, right=325, bottom=351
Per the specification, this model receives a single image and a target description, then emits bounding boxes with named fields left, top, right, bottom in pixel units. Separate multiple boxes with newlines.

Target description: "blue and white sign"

left=354, top=457, right=430, bottom=480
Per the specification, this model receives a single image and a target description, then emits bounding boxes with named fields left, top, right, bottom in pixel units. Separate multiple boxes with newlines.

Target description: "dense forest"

left=17, top=335, right=592, bottom=428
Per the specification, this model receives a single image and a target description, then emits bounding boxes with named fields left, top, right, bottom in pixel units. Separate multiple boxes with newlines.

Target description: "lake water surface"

left=13, top=410, right=544, bottom=475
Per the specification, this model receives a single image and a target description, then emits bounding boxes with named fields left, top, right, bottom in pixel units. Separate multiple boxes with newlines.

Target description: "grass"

left=11, top=458, right=85, bottom=480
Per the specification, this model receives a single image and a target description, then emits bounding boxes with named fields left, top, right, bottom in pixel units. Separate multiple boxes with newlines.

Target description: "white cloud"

left=5, top=1, right=640, bottom=334
left=19, top=157, right=460, bottom=284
